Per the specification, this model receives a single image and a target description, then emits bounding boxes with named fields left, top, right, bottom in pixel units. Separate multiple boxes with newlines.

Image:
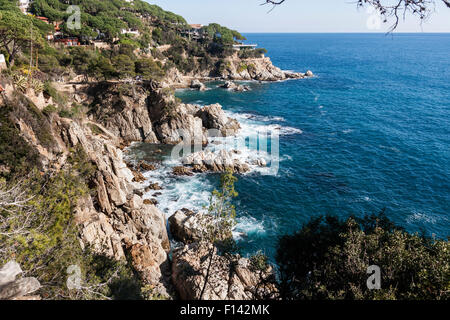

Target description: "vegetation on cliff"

left=277, top=213, right=449, bottom=300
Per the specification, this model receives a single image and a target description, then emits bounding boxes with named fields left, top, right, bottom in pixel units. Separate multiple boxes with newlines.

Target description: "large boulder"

left=154, top=103, right=207, bottom=145
left=168, top=209, right=204, bottom=243
left=219, top=81, right=250, bottom=92
left=219, top=81, right=237, bottom=90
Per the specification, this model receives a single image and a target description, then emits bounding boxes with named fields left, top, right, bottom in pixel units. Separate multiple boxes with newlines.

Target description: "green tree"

left=68, top=47, right=98, bottom=82
left=0, top=10, right=44, bottom=65
left=89, top=55, right=115, bottom=80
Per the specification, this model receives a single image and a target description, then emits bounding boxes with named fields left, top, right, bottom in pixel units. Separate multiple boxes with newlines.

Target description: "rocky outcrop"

left=195, top=103, right=240, bottom=136
left=190, top=79, right=206, bottom=91
left=182, top=149, right=250, bottom=173
left=305, top=70, right=314, bottom=77
left=172, top=166, right=194, bottom=176
left=86, top=82, right=241, bottom=146
left=0, top=261, right=41, bottom=300
left=147, top=85, right=241, bottom=144
left=154, top=103, right=207, bottom=145
left=139, top=161, right=156, bottom=171
left=172, top=242, right=277, bottom=300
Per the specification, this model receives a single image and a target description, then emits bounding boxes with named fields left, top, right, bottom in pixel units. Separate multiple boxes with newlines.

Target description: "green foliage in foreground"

left=277, top=213, right=450, bottom=300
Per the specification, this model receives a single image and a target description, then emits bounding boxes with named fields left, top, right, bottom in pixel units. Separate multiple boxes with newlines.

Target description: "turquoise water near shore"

left=134, top=33, right=450, bottom=259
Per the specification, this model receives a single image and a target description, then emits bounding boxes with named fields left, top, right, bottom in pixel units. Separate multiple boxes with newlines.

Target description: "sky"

left=149, top=0, right=450, bottom=33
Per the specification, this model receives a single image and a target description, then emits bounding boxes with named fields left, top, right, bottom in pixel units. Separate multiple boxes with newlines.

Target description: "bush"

left=250, top=251, right=269, bottom=272
left=238, top=48, right=267, bottom=59
left=276, top=213, right=450, bottom=300
left=58, top=103, right=85, bottom=119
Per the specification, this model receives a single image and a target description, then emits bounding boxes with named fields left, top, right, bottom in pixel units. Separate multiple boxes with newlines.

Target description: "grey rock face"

left=58, top=117, right=172, bottom=296
left=88, top=83, right=158, bottom=143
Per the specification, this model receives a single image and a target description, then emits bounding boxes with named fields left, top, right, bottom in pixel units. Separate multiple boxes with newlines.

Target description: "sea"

left=128, top=33, right=450, bottom=260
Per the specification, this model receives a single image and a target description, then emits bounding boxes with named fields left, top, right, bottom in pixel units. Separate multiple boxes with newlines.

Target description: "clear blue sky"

left=149, top=0, right=450, bottom=33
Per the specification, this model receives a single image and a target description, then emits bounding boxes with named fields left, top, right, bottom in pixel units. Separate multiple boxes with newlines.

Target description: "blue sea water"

left=134, top=34, right=450, bottom=259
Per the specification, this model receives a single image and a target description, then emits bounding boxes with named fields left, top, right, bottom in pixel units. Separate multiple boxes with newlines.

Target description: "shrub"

left=0, top=169, right=141, bottom=300
left=250, top=251, right=269, bottom=272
